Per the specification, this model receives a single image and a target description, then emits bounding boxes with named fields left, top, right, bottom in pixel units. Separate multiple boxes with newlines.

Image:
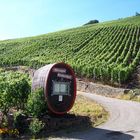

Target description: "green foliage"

left=13, top=110, right=23, bottom=124
left=0, top=16, right=140, bottom=84
left=0, top=68, right=4, bottom=72
left=26, top=88, right=48, bottom=117
left=29, top=118, right=45, bottom=135
left=0, top=71, right=31, bottom=116
left=1, top=115, right=8, bottom=127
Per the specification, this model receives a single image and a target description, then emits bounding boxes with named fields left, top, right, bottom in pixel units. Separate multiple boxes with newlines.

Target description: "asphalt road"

left=49, top=92, right=140, bottom=140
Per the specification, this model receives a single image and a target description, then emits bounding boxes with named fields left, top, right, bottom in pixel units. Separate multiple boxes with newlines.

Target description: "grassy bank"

left=70, top=95, right=108, bottom=127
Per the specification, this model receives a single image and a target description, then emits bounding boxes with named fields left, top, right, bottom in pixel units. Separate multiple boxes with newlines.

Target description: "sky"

left=0, top=0, right=140, bottom=40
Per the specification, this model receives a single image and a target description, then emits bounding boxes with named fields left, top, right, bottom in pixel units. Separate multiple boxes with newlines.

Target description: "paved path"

left=49, top=92, right=140, bottom=140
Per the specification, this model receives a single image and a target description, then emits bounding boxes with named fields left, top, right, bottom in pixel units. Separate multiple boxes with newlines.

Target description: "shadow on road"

left=38, top=114, right=134, bottom=140
left=49, top=127, right=134, bottom=140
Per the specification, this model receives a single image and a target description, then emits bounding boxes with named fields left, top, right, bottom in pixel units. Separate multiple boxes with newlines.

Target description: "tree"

left=136, top=12, right=140, bottom=16
left=84, top=20, right=99, bottom=26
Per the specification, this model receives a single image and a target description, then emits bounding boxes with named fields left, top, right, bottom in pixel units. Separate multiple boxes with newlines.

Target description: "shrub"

left=26, top=88, right=48, bottom=117
left=0, top=71, right=31, bottom=116
left=13, top=111, right=28, bottom=133
left=132, top=89, right=140, bottom=96
left=29, top=118, right=45, bottom=135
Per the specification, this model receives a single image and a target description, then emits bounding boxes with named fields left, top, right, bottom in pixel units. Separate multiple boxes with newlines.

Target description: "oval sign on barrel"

left=32, top=63, right=76, bottom=115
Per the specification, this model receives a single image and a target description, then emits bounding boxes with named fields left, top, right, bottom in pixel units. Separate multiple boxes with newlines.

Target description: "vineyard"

left=0, top=16, right=140, bottom=84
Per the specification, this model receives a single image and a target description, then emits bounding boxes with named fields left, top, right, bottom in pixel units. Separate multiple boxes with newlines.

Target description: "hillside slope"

left=0, top=16, right=140, bottom=84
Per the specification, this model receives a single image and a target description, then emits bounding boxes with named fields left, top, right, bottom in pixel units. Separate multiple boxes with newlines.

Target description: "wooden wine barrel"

left=32, top=63, right=76, bottom=115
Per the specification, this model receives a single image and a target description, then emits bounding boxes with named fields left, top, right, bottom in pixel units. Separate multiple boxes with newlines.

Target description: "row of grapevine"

left=0, top=17, right=140, bottom=84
